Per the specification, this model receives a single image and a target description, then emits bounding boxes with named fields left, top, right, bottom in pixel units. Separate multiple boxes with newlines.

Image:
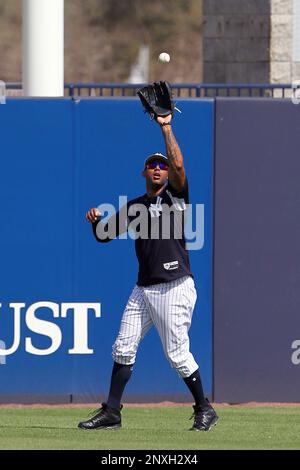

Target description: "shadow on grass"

left=0, top=425, right=77, bottom=430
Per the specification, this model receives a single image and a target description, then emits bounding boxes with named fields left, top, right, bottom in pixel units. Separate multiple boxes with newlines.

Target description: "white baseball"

left=158, top=52, right=170, bottom=63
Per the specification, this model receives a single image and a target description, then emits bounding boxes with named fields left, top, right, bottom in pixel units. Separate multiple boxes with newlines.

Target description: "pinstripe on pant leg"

left=143, top=276, right=198, bottom=378
left=112, top=285, right=153, bottom=365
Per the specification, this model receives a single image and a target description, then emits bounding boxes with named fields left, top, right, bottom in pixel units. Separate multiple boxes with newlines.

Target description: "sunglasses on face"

left=146, top=161, right=169, bottom=171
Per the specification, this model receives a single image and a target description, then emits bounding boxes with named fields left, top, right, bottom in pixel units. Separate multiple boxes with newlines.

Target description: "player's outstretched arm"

left=86, top=208, right=109, bottom=243
left=157, top=115, right=186, bottom=192
left=86, top=208, right=101, bottom=223
left=86, top=207, right=127, bottom=243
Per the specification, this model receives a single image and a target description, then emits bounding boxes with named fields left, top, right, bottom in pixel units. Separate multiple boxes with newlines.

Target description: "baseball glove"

left=137, top=81, right=175, bottom=120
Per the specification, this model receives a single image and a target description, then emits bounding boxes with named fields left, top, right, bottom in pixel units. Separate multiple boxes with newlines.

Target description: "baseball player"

left=78, top=101, right=218, bottom=432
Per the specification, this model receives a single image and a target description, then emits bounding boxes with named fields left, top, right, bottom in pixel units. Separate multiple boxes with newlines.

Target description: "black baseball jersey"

left=92, top=179, right=192, bottom=286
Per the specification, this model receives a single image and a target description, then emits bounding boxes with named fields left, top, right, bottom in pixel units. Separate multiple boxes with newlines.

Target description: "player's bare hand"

left=86, top=208, right=101, bottom=223
left=157, top=114, right=172, bottom=126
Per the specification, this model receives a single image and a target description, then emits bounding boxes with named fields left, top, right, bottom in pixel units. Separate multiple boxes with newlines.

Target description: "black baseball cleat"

left=189, top=399, right=219, bottom=431
left=78, top=403, right=122, bottom=430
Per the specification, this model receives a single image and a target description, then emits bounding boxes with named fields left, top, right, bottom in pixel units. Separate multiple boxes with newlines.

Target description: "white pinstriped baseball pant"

left=112, top=275, right=199, bottom=378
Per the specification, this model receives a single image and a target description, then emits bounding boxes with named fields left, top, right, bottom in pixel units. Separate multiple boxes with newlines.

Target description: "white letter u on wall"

left=0, top=303, right=24, bottom=355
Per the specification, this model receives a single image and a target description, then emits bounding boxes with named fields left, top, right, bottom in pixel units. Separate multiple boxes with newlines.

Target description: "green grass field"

left=0, top=406, right=299, bottom=450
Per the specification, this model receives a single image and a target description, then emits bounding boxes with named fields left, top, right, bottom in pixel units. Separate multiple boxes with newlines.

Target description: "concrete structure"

left=22, top=0, right=64, bottom=96
left=203, top=0, right=300, bottom=83
left=128, top=45, right=150, bottom=84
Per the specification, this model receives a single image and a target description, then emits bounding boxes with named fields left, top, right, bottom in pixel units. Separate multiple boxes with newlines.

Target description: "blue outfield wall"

left=0, top=98, right=214, bottom=401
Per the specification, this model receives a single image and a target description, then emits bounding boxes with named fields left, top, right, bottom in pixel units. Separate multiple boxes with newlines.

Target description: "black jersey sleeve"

left=166, top=178, right=189, bottom=203
left=92, top=205, right=129, bottom=243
